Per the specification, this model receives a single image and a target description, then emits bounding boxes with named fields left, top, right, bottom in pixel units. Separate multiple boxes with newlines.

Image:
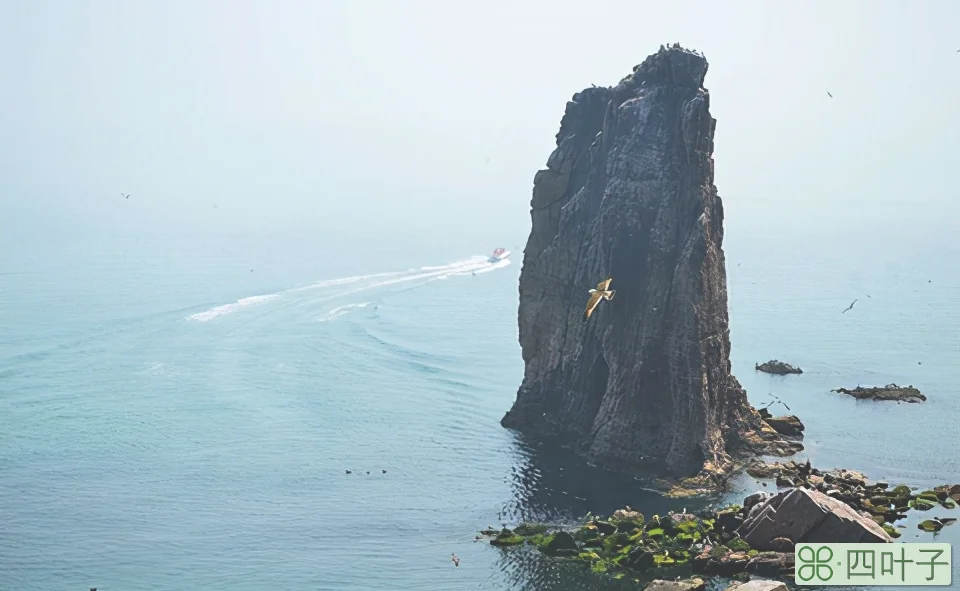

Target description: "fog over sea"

left=2, top=1, right=959, bottom=590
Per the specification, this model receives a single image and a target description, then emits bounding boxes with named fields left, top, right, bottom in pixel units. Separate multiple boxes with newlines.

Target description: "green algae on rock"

left=482, top=466, right=960, bottom=582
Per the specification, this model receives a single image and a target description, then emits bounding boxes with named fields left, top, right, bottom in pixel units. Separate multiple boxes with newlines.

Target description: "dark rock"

left=501, top=44, right=796, bottom=480
left=716, top=508, right=744, bottom=533
left=755, top=360, right=803, bottom=375
left=646, top=578, right=706, bottom=591
left=625, top=547, right=656, bottom=570
left=743, top=491, right=772, bottom=513
left=593, top=520, right=617, bottom=536
left=745, top=551, right=795, bottom=577
left=737, top=488, right=893, bottom=550
left=767, top=536, right=794, bottom=552
left=832, top=384, right=926, bottom=403
left=701, top=551, right=752, bottom=577
left=543, top=531, right=579, bottom=556
left=775, top=476, right=795, bottom=488
left=764, top=415, right=805, bottom=437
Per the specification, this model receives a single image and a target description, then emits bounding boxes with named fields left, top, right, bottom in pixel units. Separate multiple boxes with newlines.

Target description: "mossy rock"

left=578, top=551, right=602, bottom=561
left=939, top=498, right=957, bottom=510
left=528, top=533, right=552, bottom=549
left=543, top=531, right=580, bottom=557
left=590, top=560, right=610, bottom=574
left=675, top=519, right=701, bottom=535
left=918, top=490, right=939, bottom=502
left=646, top=527, right=665, bottom=539
left=653, top=553, right=677, bottom=566
left=911, top=498, right=936, bottom=511
left=582, top=537, right=603, bottom=548
left=882, top=524, right=902, bottom=538
left=731, top=572, right=752, bottom=582
left=491, top=533, right=525, bottom=546
left=616, top=519, right=645, bottom=533
left=747, top=549, right=760, bottom=557
left=726, top=536, right=751, bottom=552
left=919, top=520, right=944, bottom=533
left=891, top=484, right=912, bottom=497
left=708, top=544, right=731, bottom=558
left=602, top=532, right=631, bottom=553
left=869, top=495, right=891, bottom=506
left=513, top=523, right=548, bottom=537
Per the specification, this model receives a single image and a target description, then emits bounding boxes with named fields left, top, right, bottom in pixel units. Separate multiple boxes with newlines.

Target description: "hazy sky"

left=1, top=0, right=958, bottom=249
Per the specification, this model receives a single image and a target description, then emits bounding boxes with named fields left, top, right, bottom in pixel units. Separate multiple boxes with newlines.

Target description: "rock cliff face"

left=502, top=45, right=784, bottom=481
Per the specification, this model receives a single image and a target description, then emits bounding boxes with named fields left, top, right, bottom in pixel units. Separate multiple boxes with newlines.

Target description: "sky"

left=1, top=0, right=958, bottom=251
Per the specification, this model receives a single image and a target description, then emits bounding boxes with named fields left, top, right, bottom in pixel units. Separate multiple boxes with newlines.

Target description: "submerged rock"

left=831, top=384, right=926, bottom=402
left=737, top=488, right=893, bottom=549
left=755, top=360, right=803, bottom=375
left=502, top=44, right=797, bottom=484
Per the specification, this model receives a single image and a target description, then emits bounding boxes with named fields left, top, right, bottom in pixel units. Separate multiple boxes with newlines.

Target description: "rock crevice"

left=503, top=44, right=790, bottom=480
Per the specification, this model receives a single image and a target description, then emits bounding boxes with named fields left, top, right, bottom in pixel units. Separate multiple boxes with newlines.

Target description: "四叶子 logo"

left=795, top=543, right=951, bottom=586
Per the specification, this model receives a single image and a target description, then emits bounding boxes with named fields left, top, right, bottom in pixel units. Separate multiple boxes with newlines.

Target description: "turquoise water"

left=2, top=197, right=959, bottom=590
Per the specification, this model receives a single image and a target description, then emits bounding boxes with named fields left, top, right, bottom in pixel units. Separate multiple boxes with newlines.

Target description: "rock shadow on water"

left=491, top=433, right=720, bottom=589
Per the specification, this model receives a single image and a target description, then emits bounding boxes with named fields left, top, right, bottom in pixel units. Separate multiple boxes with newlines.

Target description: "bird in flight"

left=763, top=392, right=791, bottom=412
left=842, top=299, right=857, bottom=314
left=121, top=193, right=130, bottom=199
left=583, top=277, right=616, bottom=320
left=826, top=91, right=833, bottom=98
left=451, top=553, right=460, bottom=567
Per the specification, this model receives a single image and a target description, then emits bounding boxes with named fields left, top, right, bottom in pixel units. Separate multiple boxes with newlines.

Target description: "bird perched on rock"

left=583, top=277, right=615, bottom=320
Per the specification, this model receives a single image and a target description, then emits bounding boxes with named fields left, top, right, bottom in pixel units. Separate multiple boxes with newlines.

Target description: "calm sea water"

left=2, top=196, right=959, bottom=591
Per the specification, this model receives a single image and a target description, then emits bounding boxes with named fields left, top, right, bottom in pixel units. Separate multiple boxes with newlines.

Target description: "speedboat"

left=488, top=247, right=510, bottom=263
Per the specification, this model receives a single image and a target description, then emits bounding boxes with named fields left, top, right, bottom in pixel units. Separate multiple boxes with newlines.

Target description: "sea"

left=2, top=195, right=959, bottom=591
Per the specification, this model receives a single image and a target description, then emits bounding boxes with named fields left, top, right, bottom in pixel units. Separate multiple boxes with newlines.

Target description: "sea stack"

left=502, top=45, right=789, bottom=483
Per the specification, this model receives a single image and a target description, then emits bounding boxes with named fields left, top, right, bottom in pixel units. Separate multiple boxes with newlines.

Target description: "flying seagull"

left=451, top=553, right=460, bottom=567
left=583, top=277, right=616, bottom=320
left=826, top=91, right=833, bottom=98
left=842, top=299, right=857, bottom=314
left=121, top=193, right=130, bottom=199
left=763, top=392, right=791, bottom=412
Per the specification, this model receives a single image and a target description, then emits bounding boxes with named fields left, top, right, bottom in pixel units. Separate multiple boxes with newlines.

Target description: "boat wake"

left=186, top=255, right=511, bottom=323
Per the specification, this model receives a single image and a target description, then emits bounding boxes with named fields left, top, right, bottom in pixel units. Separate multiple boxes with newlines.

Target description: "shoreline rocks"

left=482, top=463, right=959, bottom=583
left=831, top=383, right=926, bottom=402
left=755, top=360, right=803, bottom=375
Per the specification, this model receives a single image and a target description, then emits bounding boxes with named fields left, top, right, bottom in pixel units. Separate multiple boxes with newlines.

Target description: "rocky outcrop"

left=832, top=384, right=926, bottom=402
left=756, top=410, right=804, bottom=438
left=502, top=44, right=791, bottom=481
left=755, top=360, right=802, bottom=375
left=737, top=488, right=893, bottom=549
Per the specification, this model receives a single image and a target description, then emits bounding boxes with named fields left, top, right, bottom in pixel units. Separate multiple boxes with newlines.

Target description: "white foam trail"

left=187, top=255, right=507, bottom=323
left=318, top=302, right=371, bottom=322
left=461, top=258, right=512, bottom=276
left=287, top=270, right=405, bottom=293
left=188, top=294, right=281, bottom=322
